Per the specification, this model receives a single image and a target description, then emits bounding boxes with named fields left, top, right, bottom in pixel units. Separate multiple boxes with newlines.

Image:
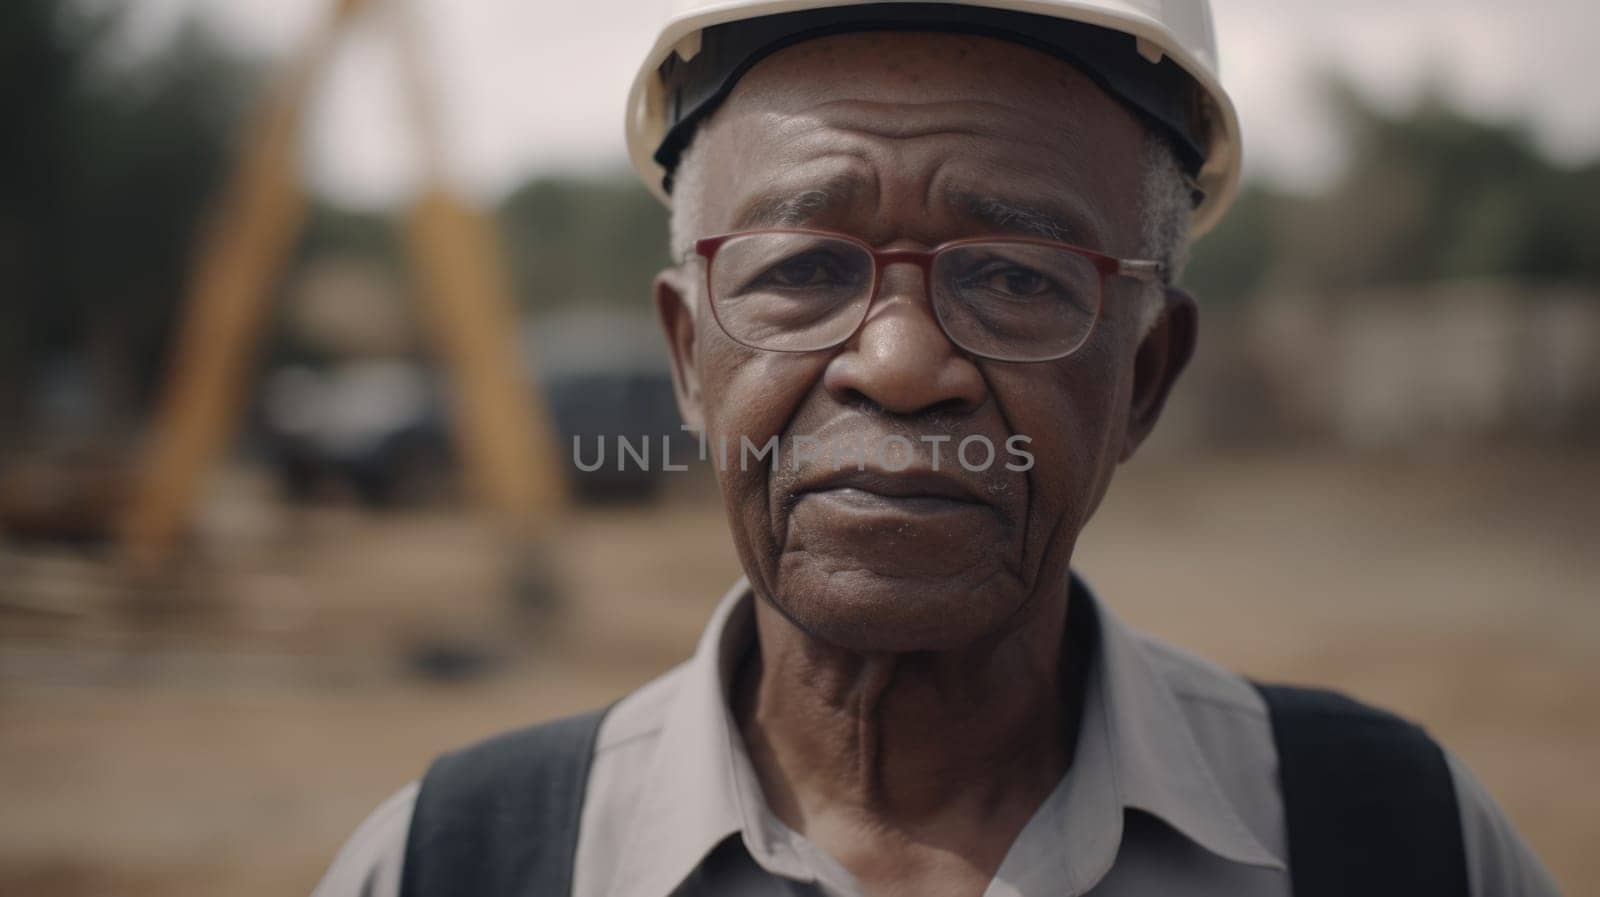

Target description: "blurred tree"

left=1180, top=184, right=1292, bottom=306
left=498, top=175, right=670, bottom=312
left=1183, top=74, right=1600, bottom=303
left=0, top=1, right=252, bottom=443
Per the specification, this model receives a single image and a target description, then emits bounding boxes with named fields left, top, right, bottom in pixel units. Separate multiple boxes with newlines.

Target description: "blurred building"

left=1255, top=282, right=1600, bottom=449
left=1152, top=281, right=1600, bottom=454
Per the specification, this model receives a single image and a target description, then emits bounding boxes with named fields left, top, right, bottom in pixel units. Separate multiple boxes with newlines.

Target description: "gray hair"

left=1137, top=133, right=1195, bottom=284
left=668, top=125, right=713, bottom=268
left=669, top=127, right=1193, bottom=295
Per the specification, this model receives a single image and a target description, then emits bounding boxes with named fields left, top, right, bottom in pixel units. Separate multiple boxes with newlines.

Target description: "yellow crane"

left=119, top=0, right=565, bottom=578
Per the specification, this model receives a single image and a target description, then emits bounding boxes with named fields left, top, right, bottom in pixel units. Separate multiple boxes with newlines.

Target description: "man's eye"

left=759, top=253, right=851, bottom=288
left=964, top=265, right=1061, bottom=300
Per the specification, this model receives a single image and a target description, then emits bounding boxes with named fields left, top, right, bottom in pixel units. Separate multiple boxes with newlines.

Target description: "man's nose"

left=822, top=262, right=987, bottom=416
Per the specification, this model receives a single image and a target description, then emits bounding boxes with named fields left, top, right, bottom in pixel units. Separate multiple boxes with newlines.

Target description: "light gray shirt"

left=313, top=578, right=1560, bottom=897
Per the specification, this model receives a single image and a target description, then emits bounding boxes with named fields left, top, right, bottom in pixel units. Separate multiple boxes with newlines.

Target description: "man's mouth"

left=793, top=468, right=994, bottom=514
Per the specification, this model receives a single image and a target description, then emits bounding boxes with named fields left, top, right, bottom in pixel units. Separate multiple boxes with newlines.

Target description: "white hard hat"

left=625, top=0, right=1242, bottom=237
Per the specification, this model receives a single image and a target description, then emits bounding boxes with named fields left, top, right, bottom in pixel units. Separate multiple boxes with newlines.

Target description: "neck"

left=736, top=587, right=1088, bottom=838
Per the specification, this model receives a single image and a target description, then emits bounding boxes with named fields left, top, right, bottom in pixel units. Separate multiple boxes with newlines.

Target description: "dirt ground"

left=1, top=448, right=1596, bottom=896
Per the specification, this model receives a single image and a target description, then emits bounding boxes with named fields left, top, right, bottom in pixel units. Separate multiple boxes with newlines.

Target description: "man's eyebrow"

left=949, top=190, right=1105, bottom=247
left=733, top=174, right=862, bottom=230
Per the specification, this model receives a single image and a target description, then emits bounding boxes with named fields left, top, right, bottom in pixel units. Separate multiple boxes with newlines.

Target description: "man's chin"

left=766, top=561, right=1024, bottom=654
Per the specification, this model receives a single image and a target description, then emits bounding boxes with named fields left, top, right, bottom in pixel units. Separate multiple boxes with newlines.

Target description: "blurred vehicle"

left=531, top=309, right=690, bottom=504
left=261, top=361, right=456, bottom=508
left=544, top=367, right=684, bottom=503
left=257, top=310, right=692, bottom=507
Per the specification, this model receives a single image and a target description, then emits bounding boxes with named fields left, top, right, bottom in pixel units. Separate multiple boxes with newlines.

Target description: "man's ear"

left=654, top=267, right=704, bottom=430
left=1120, top=285, right=1197, bottom=462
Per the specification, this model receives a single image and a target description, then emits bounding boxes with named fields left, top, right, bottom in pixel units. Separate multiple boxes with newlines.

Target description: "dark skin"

left=653, top=32, right=1196, bottom=897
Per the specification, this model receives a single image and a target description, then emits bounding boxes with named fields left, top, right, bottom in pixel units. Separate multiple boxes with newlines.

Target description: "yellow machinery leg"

left=116, top=14, right=349, bottom=574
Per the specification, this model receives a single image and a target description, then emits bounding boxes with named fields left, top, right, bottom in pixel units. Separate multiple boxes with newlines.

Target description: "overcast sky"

left=119, top=0, right=1600, bottom=208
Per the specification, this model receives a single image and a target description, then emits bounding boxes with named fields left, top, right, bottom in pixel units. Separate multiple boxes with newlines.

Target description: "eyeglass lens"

left=707, top=232, right=1101, bottom=362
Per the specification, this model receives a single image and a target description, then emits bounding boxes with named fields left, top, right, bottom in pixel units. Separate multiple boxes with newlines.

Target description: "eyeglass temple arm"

left=1117, top=259, right=1166, bottom=284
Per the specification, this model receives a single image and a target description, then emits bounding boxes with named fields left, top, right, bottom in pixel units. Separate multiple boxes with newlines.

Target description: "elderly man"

left=315, top=2, right=1560, bottom=896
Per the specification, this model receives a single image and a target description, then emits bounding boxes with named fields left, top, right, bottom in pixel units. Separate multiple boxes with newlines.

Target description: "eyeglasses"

left=693, top=229, right=1164, bottom=363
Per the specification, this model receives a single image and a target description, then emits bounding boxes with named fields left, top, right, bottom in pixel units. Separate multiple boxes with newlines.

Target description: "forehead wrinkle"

left=920, top=136, right=1112, bottom=248
left=718, top=110, right=1115, bottom=247
left=783, top=98, right=1091, bottom=176
left=797, top=97, right=1061, bottom=141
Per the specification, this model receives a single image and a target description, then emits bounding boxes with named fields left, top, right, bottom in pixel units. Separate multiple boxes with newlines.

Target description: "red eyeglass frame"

left=691, top=228, right=1166, bottom=363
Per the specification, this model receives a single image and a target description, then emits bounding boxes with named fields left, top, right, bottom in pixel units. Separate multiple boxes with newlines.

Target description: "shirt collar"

left=606, top=575, right=1282, bottom=897
left=1092, top=587, right=1284, bottom=872
left=996, top=577, right=1284, bottom=895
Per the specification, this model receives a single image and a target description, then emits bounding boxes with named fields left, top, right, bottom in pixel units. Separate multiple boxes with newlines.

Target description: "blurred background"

left=1, top=0, right=1596, bottom=894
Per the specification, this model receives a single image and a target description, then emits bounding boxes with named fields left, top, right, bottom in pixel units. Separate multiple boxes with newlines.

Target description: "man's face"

left=657, top=32, right=1192, bottom=653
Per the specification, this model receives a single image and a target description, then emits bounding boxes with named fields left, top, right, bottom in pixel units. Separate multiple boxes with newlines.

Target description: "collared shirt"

left=313, top=577, right=1560, bottom=897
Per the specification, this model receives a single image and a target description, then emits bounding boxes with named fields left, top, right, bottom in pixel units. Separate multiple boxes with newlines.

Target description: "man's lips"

left=793, top=468, right=992, bottom=508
